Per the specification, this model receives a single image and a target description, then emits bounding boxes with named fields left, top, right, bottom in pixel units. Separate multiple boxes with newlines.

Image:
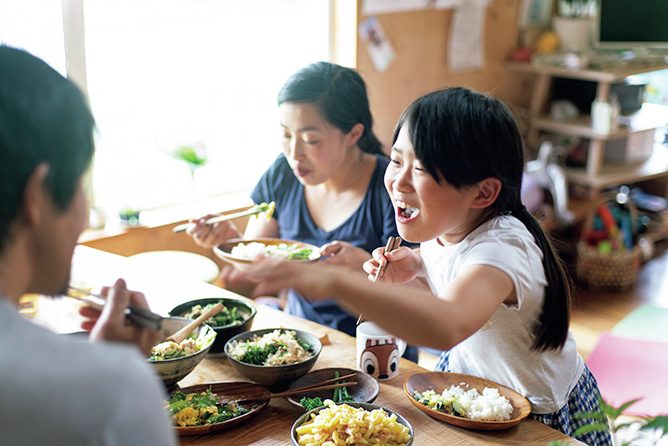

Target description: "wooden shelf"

left=533, top=115, right=626, bottom=140
left=507, top=60, right=668, bottom=83
left=565, top=144, right=668, bottom=189
left=533, top=103, right=668, bottom=140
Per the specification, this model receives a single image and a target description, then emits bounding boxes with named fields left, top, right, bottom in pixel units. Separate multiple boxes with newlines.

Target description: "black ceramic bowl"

left=169, top=297, right=256, bottom=353
left=149, top=317, right=216, bottom=388
left=224, top=328, right=322, bottom=387
left=291, top=402, right=414, bottom=446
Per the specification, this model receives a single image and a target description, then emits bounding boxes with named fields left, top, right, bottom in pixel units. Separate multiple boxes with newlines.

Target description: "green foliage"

left=172, top=144, right=208, bottom=168
left=565, top=397, right=667, bottom=446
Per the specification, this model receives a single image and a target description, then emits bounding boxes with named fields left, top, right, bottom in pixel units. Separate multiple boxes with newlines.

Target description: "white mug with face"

left=356, top=321, right=407, bottom=381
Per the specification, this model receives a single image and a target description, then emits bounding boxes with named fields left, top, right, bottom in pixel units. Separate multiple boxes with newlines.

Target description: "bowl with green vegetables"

left=169, top=297, right=256, bottom=353
left=224, top=328, right=322, bottom=387
left=148, top=317, right=216, bottom=388
left=286, top=368, right=380, bottom=411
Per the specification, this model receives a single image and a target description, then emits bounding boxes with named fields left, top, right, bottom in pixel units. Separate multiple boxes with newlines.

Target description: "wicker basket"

left=575, top=194, right=642, bottom=292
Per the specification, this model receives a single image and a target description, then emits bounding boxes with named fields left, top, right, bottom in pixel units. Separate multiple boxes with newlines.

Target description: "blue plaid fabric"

left=436, top=352, right=612, bottom=446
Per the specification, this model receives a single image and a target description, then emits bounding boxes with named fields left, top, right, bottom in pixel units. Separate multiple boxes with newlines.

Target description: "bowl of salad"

left=169, top=297, right=256, bottom=353
left=224, top=328, right=322, bottom=387
left=148, top=317, right=216, bottom=388
left=213, top=238, right=320, bottom=270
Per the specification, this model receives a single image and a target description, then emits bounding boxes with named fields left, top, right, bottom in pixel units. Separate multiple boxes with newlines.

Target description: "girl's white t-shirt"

left=421, top=215, right=584, bottom=414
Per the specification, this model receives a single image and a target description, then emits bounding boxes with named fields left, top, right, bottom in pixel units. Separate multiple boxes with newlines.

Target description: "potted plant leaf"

left=171, top=143, right=208, bottom=199
left=553, top=0, right=598, bottom=52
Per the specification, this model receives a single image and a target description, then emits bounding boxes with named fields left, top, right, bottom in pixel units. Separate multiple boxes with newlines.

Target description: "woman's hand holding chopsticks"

left=186, top=214, right=242, bottom=249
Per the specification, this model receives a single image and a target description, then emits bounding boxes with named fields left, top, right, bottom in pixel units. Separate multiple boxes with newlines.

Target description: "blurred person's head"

left=277, top=62, right=383, bottom=186
left=0, top=46, right=95, bottom=297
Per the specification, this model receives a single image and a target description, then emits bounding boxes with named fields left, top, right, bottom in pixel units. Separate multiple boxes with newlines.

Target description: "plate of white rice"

left=403, top=372, right=531, bottom=430
left=213, top=238, right=320, bottom=270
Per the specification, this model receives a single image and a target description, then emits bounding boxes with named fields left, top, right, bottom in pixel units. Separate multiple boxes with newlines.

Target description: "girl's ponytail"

left=511, top=205, right=571, bottom=351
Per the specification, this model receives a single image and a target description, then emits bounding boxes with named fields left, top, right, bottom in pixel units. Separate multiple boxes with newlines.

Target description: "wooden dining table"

left=35, top=246, right=583, bottom=445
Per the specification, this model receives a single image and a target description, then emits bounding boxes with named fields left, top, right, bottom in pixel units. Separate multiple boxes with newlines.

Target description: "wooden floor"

left=418, top=246, right=668, bottom=369
left=570, top=245, right=668, bottom=359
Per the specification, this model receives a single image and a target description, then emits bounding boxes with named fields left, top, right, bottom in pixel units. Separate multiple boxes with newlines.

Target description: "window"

left=0, top=0, right=66, bottom=75
left=2, top=0, right=332, bottom=220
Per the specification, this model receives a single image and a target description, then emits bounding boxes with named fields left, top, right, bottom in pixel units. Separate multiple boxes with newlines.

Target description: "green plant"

left=170, top=143, right=208, bottom=199
left=548, top=397, right=668, bottom=446
left=557, top=0, right=597, bottom=18
left=172, top=144, right=208, bottom=169
left=118, top=207, right=141, bottom=226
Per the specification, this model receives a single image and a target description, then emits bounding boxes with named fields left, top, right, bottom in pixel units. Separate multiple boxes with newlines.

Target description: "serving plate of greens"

left=286, top=367, right=380, bottom=411
left=213, top=238, right=320, bottom=270
left=167, top=381, right=269, bottom=436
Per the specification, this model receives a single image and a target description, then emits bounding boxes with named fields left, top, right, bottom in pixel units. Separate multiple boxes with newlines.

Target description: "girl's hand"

left=186, top=214, right=241, bottom=249
left=240, top=257, right=339, bottom=301
left=320, top=241, right=369, bottom=270
left=79, top=279, right=159, bottom=356
left=363, top=246, right=422, bottom=284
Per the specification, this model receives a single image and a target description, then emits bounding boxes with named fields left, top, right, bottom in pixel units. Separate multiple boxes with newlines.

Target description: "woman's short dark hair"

left=394, top=87, right=571, bottom=352
left=0, top=46, right=95, bottom=252
left=277, top=61, right=383, bottom=155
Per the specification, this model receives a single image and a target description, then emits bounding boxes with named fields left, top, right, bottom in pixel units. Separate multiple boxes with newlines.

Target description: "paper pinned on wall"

left=362, top=0, right=430, bottom=15
left=448, top=0, right=490, bottom=72
left=359, top=16, right=396, bottom=72
left=363, top=0, right=467, bottom=15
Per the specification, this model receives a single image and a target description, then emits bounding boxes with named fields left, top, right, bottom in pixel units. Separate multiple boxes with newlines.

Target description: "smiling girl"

left=243, top=87, right=612, bottom=445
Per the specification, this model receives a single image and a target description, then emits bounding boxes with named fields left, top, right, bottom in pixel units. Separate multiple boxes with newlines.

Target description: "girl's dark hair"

left=278, top=61, right=383, bottom=155
left=393, top=87, right=570, bottom=351
left=0, top=46, right=95, bottom=252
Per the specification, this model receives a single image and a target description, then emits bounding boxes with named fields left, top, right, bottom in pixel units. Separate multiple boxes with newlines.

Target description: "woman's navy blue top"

left=251, top=154, right=399, bottom=336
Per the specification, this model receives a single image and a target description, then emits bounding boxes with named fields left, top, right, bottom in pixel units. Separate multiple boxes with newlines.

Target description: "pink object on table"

left=587, top=333, right=668, bottom=416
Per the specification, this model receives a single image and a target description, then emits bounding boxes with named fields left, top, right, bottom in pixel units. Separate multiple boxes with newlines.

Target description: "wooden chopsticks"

left=222, top=372, right=358, bottom=405
left=357, top=236, right=402, bottom=325
left=172, top=207, right=262, bottom=233
left=372, top=236, right=402, bottom=282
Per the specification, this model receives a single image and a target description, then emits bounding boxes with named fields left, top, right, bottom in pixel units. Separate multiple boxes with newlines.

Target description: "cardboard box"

left=604, top=129, right=657, bottom=165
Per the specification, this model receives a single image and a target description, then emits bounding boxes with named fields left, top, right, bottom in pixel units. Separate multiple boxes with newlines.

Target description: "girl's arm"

left=245, top=260, right=514, bottom=350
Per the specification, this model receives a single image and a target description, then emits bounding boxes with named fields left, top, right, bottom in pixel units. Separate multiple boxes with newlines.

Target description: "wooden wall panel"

left=356, top=0, right=533, bottom=148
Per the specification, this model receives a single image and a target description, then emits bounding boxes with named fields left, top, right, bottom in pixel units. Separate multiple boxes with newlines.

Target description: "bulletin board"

left=356, top=0, right=533, bottom=148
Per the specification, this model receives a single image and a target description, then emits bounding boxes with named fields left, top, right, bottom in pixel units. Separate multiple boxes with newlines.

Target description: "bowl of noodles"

left=169, top=297, right=256, bottom=353
left=148, top=317, right=216, bottom=388
left=213, top=238, right=321, bottom=270
left=291, top=400, right=413, bottom=446
left=224, top=328, right=322, bottom=387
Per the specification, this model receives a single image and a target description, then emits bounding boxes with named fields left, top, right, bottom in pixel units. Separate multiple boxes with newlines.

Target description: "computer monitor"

left=596, top=0, right=668, bottom=50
